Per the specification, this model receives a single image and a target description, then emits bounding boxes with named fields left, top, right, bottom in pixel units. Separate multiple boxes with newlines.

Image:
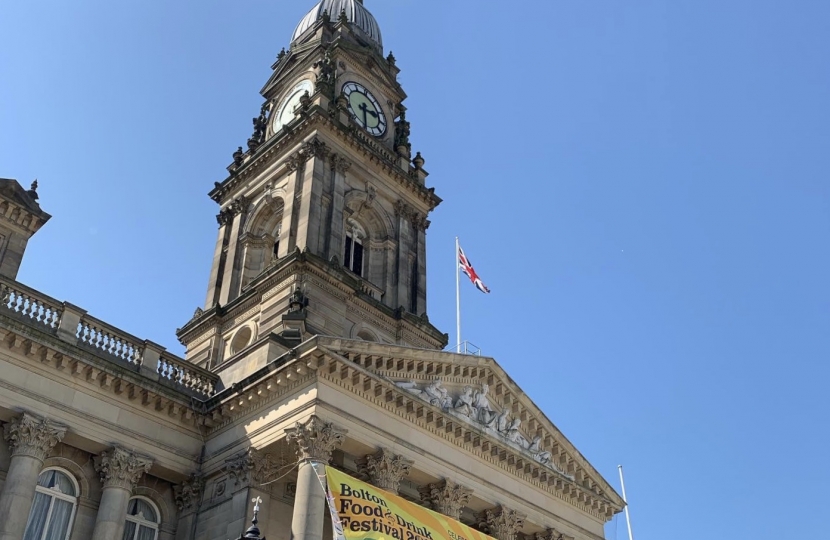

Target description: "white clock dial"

left=342, top=82, right=387, bottom=137
left=273, top=79, right=314, bottom=133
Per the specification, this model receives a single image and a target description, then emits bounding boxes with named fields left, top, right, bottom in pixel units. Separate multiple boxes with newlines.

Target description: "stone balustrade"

left=0, top=277, right=218, bottom=398
left=0, top=279, right=63, bottom=330
left=158, top=351, right=217, bottom=395
left=77, top=314, right=144, bottom=366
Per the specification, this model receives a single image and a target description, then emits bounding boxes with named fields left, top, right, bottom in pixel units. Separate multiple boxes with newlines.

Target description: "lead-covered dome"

left=292, top=0, right=383, bottom=50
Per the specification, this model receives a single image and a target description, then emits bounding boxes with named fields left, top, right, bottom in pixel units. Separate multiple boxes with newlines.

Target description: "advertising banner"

left=325, top=466, right=495, bottom=540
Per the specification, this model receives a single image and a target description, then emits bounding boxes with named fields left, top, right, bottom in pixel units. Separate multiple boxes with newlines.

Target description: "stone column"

left=480, top=506, right=526, bottom=540
left=285, top=416, right=346, bottom=540
left=359, top=448, right=412, bottom=495
left=91, top=447, right=153, bottom=540
left=0, top=413, right=67, bottom=540
left=419, top=479, right=473, bottom=520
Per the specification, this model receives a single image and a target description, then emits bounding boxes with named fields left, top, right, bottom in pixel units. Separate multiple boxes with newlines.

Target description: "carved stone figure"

left=454, top=386, right=474, bottom=417
left=505, top=419, right=528, bottom=448
left=528, top=436, right=553, bottom=465
left=494, top=409, right=510, bottom=433
left=472, top=384, right=497, bottom=425
left=423, top=380, right=452, bottom=410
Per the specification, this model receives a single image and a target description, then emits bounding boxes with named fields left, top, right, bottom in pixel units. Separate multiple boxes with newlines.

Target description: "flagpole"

left=618, top=465, right=634, bottom=540
left=455, top=236, right=461, bottom=353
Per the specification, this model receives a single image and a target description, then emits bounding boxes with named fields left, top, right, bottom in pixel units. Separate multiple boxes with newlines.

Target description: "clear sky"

left=2, top=1, right=829, bottom=539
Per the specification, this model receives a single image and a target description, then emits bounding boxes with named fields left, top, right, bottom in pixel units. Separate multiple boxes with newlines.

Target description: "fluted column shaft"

left=285, top=416, right=346, bottom=540
left=0, top=413, right=66, bottom=540
left=91, top=447, right=152, bottom=540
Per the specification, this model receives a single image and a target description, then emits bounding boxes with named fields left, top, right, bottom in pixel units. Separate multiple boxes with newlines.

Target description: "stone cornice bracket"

left=419, top=479, right=473, bottom=520
left=174, top=472, right=205, bottom=512
left=284, top=415, right=346, bottom=463
left=94, top=447, right=153, bottom=491
left=359, top=448, right=412, bottom=494
left=2, top=413, right=67, bottom=461
left=480, top=505, right=526, bottom=540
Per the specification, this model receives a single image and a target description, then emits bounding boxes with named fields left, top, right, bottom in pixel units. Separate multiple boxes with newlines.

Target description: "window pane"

left=122, top=521, right=137, bottom=540
left=353, top=242, right=363, bottom=277
left=37, top=470, right=75, bottom=496
left=344, top=236, right=352, bottom=268
left=43, top=499, right=73, bottom=540
left=127, top=499, right=157, bottom=522
left=23, top=492, right=51, bottom=540
left=137, top=525, right=157, bottom=540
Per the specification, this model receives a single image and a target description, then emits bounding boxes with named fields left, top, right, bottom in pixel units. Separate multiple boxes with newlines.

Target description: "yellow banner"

left=325, top=466, right=495, bottom=540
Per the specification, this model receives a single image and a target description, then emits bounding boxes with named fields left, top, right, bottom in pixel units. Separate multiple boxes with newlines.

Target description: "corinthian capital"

left=284, top=415, right=346, bottom=463
left=94, top=447, right=153, bottom=491
left=480, top=505, right=526, bottom=540
left=359, top=448, right=413, bottom=494
left=419, top=479, right=473, bottom=520
left=3, top=413, right=67, bottom=461
left=223, top=448, right=278, bottom=488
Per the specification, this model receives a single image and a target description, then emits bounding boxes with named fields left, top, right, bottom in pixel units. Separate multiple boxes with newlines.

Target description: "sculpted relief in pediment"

left=394, top=379, right=572, bottom=480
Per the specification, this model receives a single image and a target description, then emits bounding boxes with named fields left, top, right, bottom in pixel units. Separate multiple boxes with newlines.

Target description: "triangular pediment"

left=315, top=338, right=626, bottom=516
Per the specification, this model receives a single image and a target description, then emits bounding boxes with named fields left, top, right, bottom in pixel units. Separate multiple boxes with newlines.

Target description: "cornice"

left=0, top=313, right=207, bottom=429
left=208, top=110, right=440, bottom=211
left=311, top=346, right=620, bottom=522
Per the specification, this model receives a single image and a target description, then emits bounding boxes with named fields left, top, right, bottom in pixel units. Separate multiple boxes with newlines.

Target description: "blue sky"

left=2, top=1, right=829, bottom=539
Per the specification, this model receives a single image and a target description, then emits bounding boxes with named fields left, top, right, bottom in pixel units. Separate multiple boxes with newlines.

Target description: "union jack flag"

left=458, top=245, right=490, bottom=294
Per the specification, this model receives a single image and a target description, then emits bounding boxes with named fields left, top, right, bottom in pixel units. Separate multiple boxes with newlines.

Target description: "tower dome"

left=292, top=0, right=383, bottom=50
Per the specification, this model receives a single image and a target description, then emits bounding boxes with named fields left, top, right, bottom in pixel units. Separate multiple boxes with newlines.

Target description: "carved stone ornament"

left=303, top=137, right=329, bottom=160
left=396, top=380, right=574, bottom=480
left=359, top=448, right=413, bottom=494
left=331, top=154, right=352, bottom=174
left=224, top=448, right=279, bottom=488
left=94, top=447, right=153, bottom=491
left=536, top=528, right=570, bottom=540
left=419, top=479, right=473, bottom=520
left=175, top=472, right=205, bottom=512
left=284, top=415, right=346, bottom=463
left=2, top=413, right=67, bottom=461
left=480, top=506, right=526, bottom=540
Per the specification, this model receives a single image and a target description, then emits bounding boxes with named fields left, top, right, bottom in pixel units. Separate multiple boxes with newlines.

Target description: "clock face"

left=342, top=82, right=387, bottom=137
left=273, top=79, right=314, bottom=133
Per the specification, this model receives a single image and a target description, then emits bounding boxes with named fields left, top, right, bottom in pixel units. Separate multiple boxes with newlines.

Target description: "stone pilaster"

left=285, top=416, right=346, bottom=540
left=0, top=413, right=67, bottom=540
left=91, top=447, right=153, bottom=540
left=419, top=479, right=473, bottom=520
left=359, top=448, right=412, bottom=494
left=480, top=506, right=526, bottom=540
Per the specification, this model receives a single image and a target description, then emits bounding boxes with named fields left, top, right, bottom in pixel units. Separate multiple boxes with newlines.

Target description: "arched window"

left=122, top=497, right=160, bottom=540
left=23, top=468, right=78, bottom=540
left=344, top=219, right=366, bottom=277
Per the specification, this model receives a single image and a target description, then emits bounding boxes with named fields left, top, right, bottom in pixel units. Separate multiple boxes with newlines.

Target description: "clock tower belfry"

left=177, top=0, right=447, bottom=379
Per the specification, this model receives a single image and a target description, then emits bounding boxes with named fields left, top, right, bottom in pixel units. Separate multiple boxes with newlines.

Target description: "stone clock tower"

left=177, top=0, right=447, bottom=383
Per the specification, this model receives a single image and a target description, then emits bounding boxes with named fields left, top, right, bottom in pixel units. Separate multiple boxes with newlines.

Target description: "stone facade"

left=0, top=1, right=625, bottom=540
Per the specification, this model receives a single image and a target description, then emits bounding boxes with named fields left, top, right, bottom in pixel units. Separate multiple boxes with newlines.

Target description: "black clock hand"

left=359, top=102, right=369, bottom=126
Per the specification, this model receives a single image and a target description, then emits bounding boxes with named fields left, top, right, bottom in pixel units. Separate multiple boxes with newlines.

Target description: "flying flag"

left=458, top=244, right=490, bottom=294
